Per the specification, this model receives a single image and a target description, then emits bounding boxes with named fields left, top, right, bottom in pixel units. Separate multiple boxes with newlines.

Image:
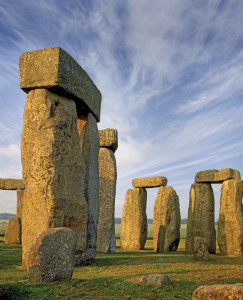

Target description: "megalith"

left=96, top=129, right=118, bottom=253
left=27, top=228, right=77, bottom=283
left=218, top=179, right=243, bottom=257
left=185, top=183, right=216, bottom=254
left=120, top=188, right=147, bottom=250
left=19, top=47, right=101, bottom=268
left=77, top=113, right=99, bottom=261
left=132, top=176, right=167, bottom=188
left=4, top=216, right=21, bottom=245
left=153, top=186, right=181, bottom=252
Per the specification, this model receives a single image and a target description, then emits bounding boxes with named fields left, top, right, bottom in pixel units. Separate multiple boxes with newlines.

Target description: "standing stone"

left=218, top=179, right=243, bottom=257
left=77, top=113, right=99, bottom=261
left=16, top=189, right=24, bottom=220
left=21, top=89, right=87, bottom=268
left=120, top=188, right=147, bottom=250
left=97, top=147, right=117, bottom=253
left=153, top=186, right=181, bottom=252
left=194, top=236, right=210, bottom=261
left=4, top=216, right=21, bottom=245
left=27, top=228, right=77, bottom=283
left=185, top=183, right=216, bottom=254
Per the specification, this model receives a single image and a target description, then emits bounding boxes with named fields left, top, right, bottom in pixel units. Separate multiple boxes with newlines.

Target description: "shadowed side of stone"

left=153, top=186, right=181, bottom=252
left=99, top=128, right=118, bottom=152
left=120, top=188, right=147, bottom=250
left=0, top=179, right=24, bottom=190
left=192, top=283, right=243, bottom=299
left=27, top=228, right=77, bottom=283
left=97, top=148, right=117, bottom=253
left=4, top=216, right=21, bottom=245
left=132, top=176, right=167, bottom=188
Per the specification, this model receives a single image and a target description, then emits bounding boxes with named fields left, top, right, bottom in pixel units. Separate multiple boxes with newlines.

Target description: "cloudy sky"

left=0, top=0, right=243, bottom=219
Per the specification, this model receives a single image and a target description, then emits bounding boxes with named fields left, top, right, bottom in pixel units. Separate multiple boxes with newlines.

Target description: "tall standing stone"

left=77, top=113, right=99, bottom=261
left=97, top=129, right=118, bottom=253
left=19, top=47, right=101, bottom=268
left=153, top=186, right=181, bottom=252
left=120, top=188, right=147, bottom=250
left=185, top=183, right=216, bottom=254
left=218, top=179, right=243, bottom=257
left=4, top=216, right=21, bottom=245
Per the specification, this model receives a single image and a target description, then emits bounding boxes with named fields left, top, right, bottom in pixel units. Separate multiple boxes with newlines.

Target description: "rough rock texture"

left=153, top=186, right=181, bottom=252
left=192, top=283, right=243, bottom=299
left=4, top=216, right=21, bottom=245
left=139, top=274, right=171, bottom=286
left=185, top=183, right=216, bottom=254
left=218, top=179, right=243, bottom=257
left=132, top=176, right=167, bottom=188
left=0, top=179, right=24, bottom=190
left=21, top=89, right=87, bottom=268
left=156, top=225, right=166, bottom=253
left=19, top=47, right=102, bottom=122
left=97, top=147, right=117, bottom=253
left=195, top=168, right=241, bottom=183
left=99, top=129, right=118, bottom=152
left=194, top=237, right=210, bottom=261
left=77, top=113, right=99, bottom=261
left=16, top=189, right=24, bottom=219
left=120, top=188, right=147, bottom=250
left=27, top=228, right=77, bottom=283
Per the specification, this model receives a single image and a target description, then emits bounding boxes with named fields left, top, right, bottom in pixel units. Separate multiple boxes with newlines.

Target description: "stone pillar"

left=97, top=129, right=118, bottom=253
left=120, top=188, right=147, bottom=250
left=153, top=186, right=181, bottom=252
left=218, top=179, right=242, bottom=257
left=4, top=216, right=21, bottom=245
left=77, top=113, right=99, bottom=261
left=185, top=183, right=216, bottom=254
left=16, top=189, right=24, bottom=220
left=19, top=47, right=101, bottom=268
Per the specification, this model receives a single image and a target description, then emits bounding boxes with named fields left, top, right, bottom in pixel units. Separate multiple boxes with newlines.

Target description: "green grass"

left=0, top=228, right=242, bottom=300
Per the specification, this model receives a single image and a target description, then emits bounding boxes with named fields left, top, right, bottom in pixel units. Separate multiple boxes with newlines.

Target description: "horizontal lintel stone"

left=132, top=176, right=167, bottom=188
left=19, top=47, right=102, bottom=122
left=195, top=168, right=241, bottom=183
left=99, top=129, right=118, bottom=152
left=0, top=179, right=24, bottom=190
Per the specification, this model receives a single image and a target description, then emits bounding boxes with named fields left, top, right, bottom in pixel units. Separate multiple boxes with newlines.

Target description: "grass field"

left=0, top=224, right=242, bottom=299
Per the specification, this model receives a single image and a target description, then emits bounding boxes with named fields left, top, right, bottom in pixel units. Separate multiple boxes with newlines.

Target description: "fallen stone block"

left=192, top=283, right=243, bottom=299
left=99, top=128, right=118, bottom=152
left=27, top=228, right=77, bottom=283
left=132, top=176, right=167, bottom=188
left=139, top=274, right=171, bottom=286
left=0, top=179, right=24, bottom=190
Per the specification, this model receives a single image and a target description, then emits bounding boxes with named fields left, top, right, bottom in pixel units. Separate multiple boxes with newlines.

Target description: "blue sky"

left=0, top=0, right=243, bottom=219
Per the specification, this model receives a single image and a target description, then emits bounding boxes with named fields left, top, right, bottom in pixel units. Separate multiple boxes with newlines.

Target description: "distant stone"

left=4, top=216, right=21, bottom=245
left=192, top=283, right=243, bottom=299
left=153, top=186, right=180, bottom=252
left=27, top=228, right=77, bottom=283
left=185, top=183, right=216, bottom=254
left=0, top=179, right=24, bottom=190
left=19, top=47, right=102, bottom=122
left=218, top=179, right=242, bottom=257
left=195, top=168, right=241, bottom=183
left=194, top=237, right=210, bottom=261
left=139, top=274, right=171, bottom=286
left=120, top=188, right=147, bottom=250
left=132, top=176, right=167, bottom=188
left=99, top=129, right=118, bottom=152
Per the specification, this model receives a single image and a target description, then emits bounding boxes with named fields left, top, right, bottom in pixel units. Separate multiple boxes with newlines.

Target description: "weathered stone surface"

left=16, top=189, right=24, bottom=219
left=218, top=179, right=242, bottom=257
left=99, top=129, right=118, bottom=152
left=97, top=148, right=117, bottom=253
left=194, top=237, right=210, bottom=261
left=27, top=228, right=77, bottom=283
left=77, top=113, right=99, bottom=261
left=185, top=183, right=216, bottom=254
left=19, top=47, right=102, bottom=122
left=4, top=216, right=21, bottom=245
left=120, top=188, right=147, bottom=250
left=192, top=283, right=243, bottom=299
left=0, top=179, right=24, bottom=190
left=195, top=168, right=241, bottom=183
left=156, top=225, right=166, bottom=253
left=153, top=186, right=180, bottom=252
left=132, top=176, right=167, bottom=188
left=21, top=89, right=87, bottom=268
left=139, top=274, right=171, bottom=286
